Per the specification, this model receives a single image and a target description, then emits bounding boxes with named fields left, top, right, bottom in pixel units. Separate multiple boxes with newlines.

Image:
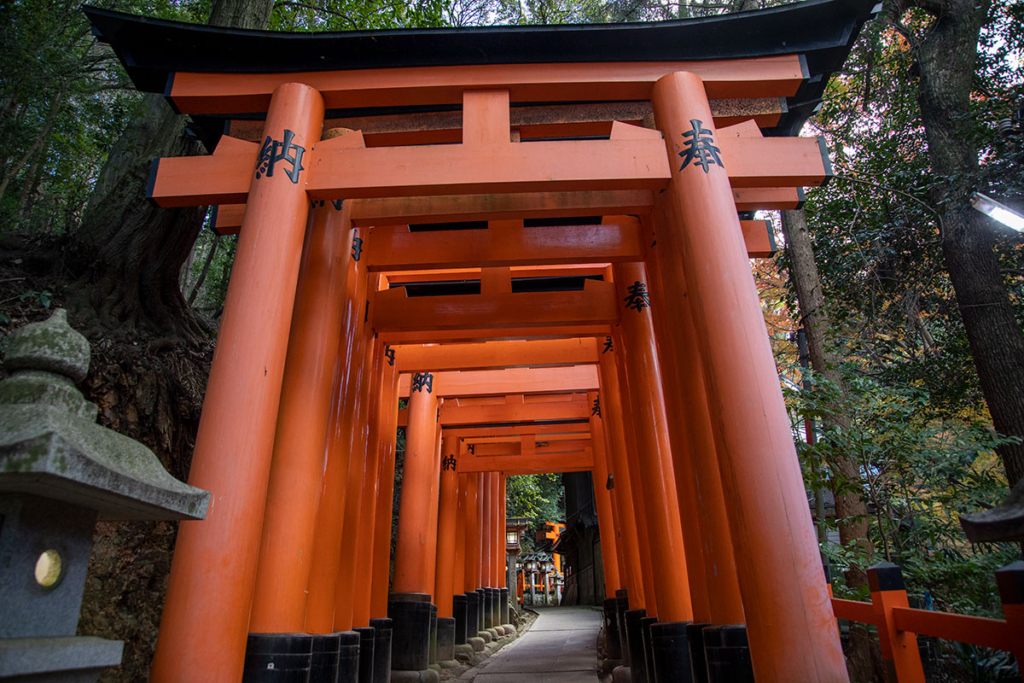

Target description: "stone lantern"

left=0, top=310, right=210, bottom=682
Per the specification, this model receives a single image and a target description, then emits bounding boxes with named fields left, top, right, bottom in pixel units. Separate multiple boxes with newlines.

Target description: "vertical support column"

left=995, top=562, right=1024, bottom=673
left=462, top=472, right=484, bottom=652
left=866, top=564, right=924, bottom=683
left=645, top=231, right=746, bottom=681
left=151, top=82, right=323, bottom=683
left=651, top=71, right=847, bottom=682
left=304, top=225, right=373, bottom=633
left=612, top=261, right=696, bottom=624
left=453, top=468, right=469, bottom=652
left=598, top=344, right=653, bottom=611
left=480, top=472, right=494, bottom=632
left=354, top=339, right=395, bottom=628
left=588, top=391, right=622, bottom=600
left=249, top=200, right=352, bottom=634
left=332, top=332, right=381, bottom=631
left=390, top=372, right=439, bottom=675
left=498, top=475, right=511, bottom=629
left=370, top=349, right=400, bottom=619
left=435, top=437, right=460, bottom=618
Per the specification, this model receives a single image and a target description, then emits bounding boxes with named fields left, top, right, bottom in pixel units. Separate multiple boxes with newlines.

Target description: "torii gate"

left=84, top=0, right=878, bottom=681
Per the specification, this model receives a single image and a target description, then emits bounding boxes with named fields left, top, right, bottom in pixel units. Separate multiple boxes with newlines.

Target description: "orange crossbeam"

left=153, top=133, right=827, bottom=208
left=444, top=422, right=590, bottom=438
left=378, top=324, right=611, bottom=345
left=471, top=440, right=592, bottom=456
left=373, top=279, right=617, bottom=333
left=438, top=399, right=590, bottom=426
left=458, top=451, right=594, bottom=474
left=891, top=608, right=1016, bottom=652
left=214, top=189, right=798, bottom=234
left=466, top=432, right=588, bottom=444
left=166, top=57, right=806, bottom=115
left=367, top=219, right=644, bottom=271
left=394, top=339, right=599, bottom=373
left=396, top=365, right=599, bottom=398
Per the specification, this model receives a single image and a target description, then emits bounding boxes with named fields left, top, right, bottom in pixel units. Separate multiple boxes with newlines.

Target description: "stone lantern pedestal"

left=0, top=310, right=210, bottom=682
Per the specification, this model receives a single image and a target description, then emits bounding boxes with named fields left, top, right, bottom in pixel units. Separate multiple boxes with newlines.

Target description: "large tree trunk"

left=896, top=0, right=1024, bottom=489
left=781, top=209, right=881, bottom=683
left=70, top=0, right=275, bottom=343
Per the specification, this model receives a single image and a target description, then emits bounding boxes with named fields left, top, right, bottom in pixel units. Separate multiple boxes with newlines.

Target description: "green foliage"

left=506, top=473, right=565, bottom=546
left=785, top=363, right=1020, bottom=614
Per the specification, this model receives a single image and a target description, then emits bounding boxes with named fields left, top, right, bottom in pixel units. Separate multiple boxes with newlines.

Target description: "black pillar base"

left=641, top=616, right=658, bottom=683
left=452, top=594, right=468, bottom=645
left=368, top=618, right=392, bottom=683
left=243, top=632, right=312, bottom=683
left=309, top=633, right=341, bottom=683
left=388, top=593, right=433, bottom=673
left=337, top=631, right=362, bottom=683
left=464, top=592, right=479, bottom=640
left=475, top=588, right=488, bottom=632
left=437, top=617, right=456, bottom=664
left=490, top=588, right=501, bottom=632
left=353, top=626, right=375, bottom=683
left=650, top=621, right=693, bottom=683
left=428, top=604, right=438, bottom=666
left=499, top=587, right=510, bottom=626
left=615, top=593, right=631, bottom=665
left=685, top=622, right=710, bottom=683
left=704, top=625, right=754, bottom=683
left=623, top=609, right=647, bottom=683
left=603, top=598, right=623, bottom=660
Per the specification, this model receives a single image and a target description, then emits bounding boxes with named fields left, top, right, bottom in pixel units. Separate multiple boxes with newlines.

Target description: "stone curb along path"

left=456, top=607, right=603, bottom=683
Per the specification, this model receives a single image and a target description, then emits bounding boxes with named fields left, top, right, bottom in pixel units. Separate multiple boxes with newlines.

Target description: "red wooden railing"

left=829, top=561, right=1024, bottom=682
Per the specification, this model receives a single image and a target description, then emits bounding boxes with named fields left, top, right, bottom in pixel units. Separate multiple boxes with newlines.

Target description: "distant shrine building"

left=81, top=1, right=887, bottom=681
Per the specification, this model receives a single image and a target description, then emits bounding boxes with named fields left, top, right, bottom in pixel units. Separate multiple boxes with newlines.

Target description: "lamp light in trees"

left=972, top=193, right=1024, bottom=233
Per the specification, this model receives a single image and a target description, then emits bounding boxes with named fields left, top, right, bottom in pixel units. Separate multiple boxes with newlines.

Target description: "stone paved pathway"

left=463, top=606, right=602, bottom=682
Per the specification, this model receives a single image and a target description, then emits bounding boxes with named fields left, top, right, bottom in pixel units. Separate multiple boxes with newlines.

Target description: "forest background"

left=0, top=0, right=1022, bottom=680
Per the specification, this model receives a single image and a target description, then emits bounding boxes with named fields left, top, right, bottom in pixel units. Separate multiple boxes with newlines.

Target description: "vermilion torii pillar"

left=304, top=225, right=373, bottom=633
left=651, top=71, right=848, bottom=682
left=435, top=437, right=460, bottom=618
left=390, top=371, right=440, bottom=675
left=248, top=200, right=352, bottom=634
left=587, top=390, right=622, bottom=598
left=370, top=355, right=401, bottom=619
left=644, top=239, right=745, bottom=630
left=611, top=262, right=694, bottom=626
left=151, top=82, right=324, bottom=683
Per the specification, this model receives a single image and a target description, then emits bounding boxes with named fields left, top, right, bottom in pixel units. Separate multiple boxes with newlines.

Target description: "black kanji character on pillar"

left=351, top=236, right=364, bottom=262
left=678, top=119, right=722, bottom=174
left=442, top=453, right=457, bottom=472
left=331, top=199, right=344, bottom=210
left=255, top=129, right=306, bottom=183
left=623, top=281, right=651, bottom=312
left=384, top=345, right=395, bottom=366
left=602, top=336, right=614, bottom=354
left=468, top=444, right=475, bottom=455
left=411, top=372, right=434, bottom=394
left=591, top=396, right=601, bottom=417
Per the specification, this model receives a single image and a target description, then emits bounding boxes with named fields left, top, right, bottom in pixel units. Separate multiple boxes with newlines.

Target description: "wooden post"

left=455, top=470, right=468, bottom=595
left=597, top=346, right=649, bottom=609
left=435, top=437, right=460, bottom=617
left=463, top=472, right=481, bottom=593
left=370, top=353, right=401, bottom=618
left=304, top=225, right=373, bottom=633
left=392, top=372, right=440, bottom=595
left=612, top=261, right=692, bottom=624
left=995, top=561, right=1024, bottom=681
left=249, top=201, right=353, bottom=633
left=424, top=416, right=444, bottom=599
left=588, top=390, right=622, bottom=598
left=650, top=70, right=847, bottom=681
left=342, top=337, right=389, bottom=629
left=643, top=234, right=744, bottom=626
left=867, top=563, right=925, bottom=683
left=151, top=82, right=324, bottom=683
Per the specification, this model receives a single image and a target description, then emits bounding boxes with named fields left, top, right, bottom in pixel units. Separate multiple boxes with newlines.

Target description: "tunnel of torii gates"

left=85, top=0, right=881, bottom=681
